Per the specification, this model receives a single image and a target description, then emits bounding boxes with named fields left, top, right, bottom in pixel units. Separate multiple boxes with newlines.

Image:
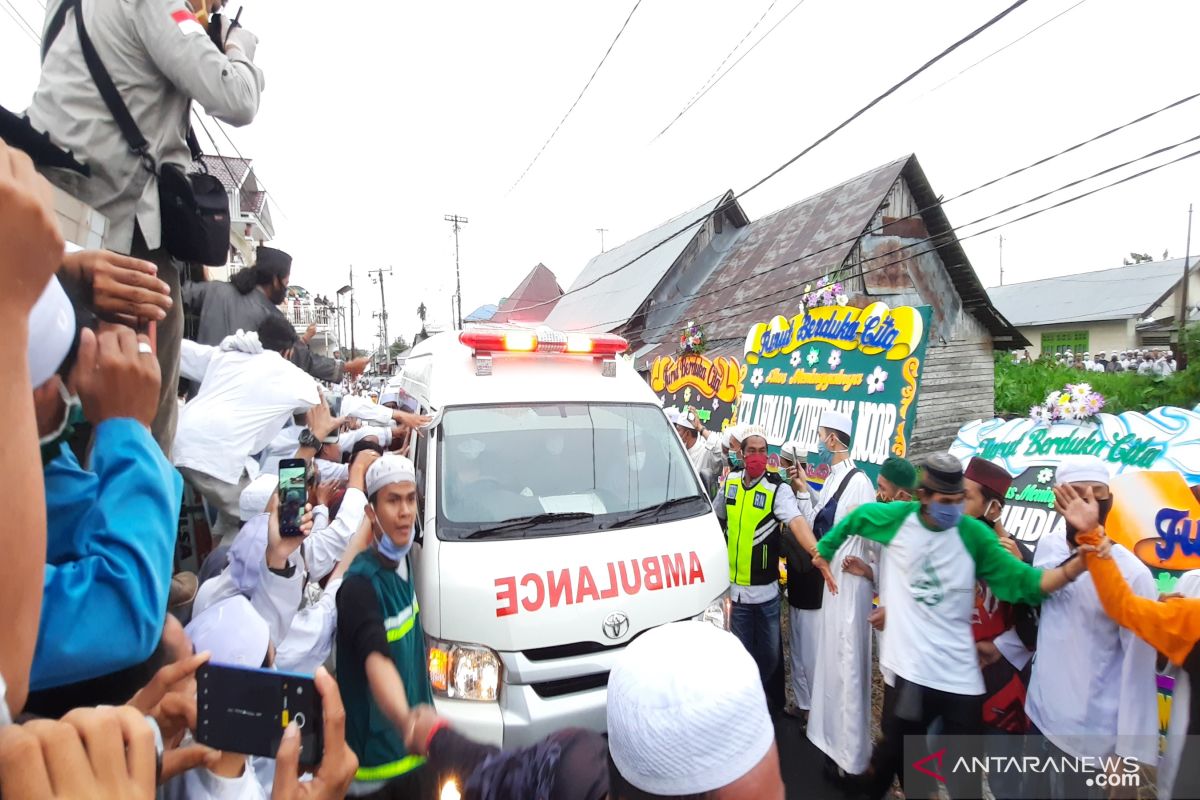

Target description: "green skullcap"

left=880, top=456, right=918, bottom=490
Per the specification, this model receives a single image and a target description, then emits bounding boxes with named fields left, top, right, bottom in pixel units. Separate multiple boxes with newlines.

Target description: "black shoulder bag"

left=44, top=0, right=230, bottom=266
left=783, top=467, right=863, bottom=610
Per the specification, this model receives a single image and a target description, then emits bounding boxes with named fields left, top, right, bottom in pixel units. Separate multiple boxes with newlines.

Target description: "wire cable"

left=203, top=114, right=289, bottom=220
left=506, top=0, right=1035, bottom=318
left=574, top=136, right=1200, bottom=338
left=919, top=0, right=1091, bottom=97
left=507, top=0, right=643, bottom=193
left=652, top=0, right=790, bottom=142
left=1, top=0, right=41, bottom=45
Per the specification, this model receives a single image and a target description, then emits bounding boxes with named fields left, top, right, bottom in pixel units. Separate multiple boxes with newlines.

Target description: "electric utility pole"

left=1181, top=204, right=1193, bottom=338
left=597, top=228, right=608, bottom=252
left=998, top=235, right=1004, bottom=286
left=349, top=267, right=356, bottom=358
left=444, top=214, right=469, bottom=328
left=368, top=266, right=393, bottom=373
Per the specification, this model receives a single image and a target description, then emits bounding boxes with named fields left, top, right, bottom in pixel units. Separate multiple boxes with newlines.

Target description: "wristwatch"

left=298, top=428, right=321, bottom=449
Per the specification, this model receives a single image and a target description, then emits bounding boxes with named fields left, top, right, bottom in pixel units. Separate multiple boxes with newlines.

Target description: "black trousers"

left=866, top=677, right=984, bottom=800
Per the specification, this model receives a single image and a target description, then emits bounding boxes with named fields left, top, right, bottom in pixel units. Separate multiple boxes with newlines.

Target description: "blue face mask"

left=926, top=500, right=965, bottom=530
left=809, top=439, right=833, bottom=468
left=373, top=518, right=413, bottom=562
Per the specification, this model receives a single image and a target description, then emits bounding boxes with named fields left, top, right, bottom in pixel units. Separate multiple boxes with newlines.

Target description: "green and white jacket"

left=817, top=501, right=1046, bottom=695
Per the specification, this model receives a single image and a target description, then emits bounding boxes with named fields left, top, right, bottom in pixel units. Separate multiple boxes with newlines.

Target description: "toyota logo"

left=602, top=612, right=630, bottom=640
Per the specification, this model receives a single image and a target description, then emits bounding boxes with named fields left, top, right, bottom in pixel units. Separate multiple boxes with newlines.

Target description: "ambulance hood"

left=432, top=513, right=728, bottom=652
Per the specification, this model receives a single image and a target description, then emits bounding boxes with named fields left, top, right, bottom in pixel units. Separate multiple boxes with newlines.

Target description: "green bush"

left=995, top=327, right=1200, bottom=417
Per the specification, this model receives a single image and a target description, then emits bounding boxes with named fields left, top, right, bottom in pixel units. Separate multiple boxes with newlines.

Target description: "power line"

left=505, top=0, right=1035, bottom=318
left=653, top=0, right=783, bottom=141
left=920, top=0, right=1092, bottom=97
left=203, top=113, right=289, bottom=220
left=571, top=133, right=1200, bottom=338
left=507, top=0, right=643, bottom=193
left=1, top=0, right=40, bottom=45
left=654, top=0, right=809, bottom=141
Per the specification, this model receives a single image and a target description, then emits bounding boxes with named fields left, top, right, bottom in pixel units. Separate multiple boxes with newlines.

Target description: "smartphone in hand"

left=278, top=458, right=307, bottom=538
left=196, top=663, right=322, bottom=767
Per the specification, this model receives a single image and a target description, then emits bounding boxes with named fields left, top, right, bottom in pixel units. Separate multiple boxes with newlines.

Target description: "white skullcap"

left=27, top=276, right=75, bottom=387
left=185, top=595, right=270, bottom=668
left=1055, top=456, right=1111, bottom=487
left=740, top=424, right=767, bottom=444
left=674, top=415, right=695, bottom=432
left=607, top=622, right=774, bottom=795
left=226, top=514, right=269, bottom=596
left=366, top=453, right=416, bottom=497
left=239, top=473, right=278, bottom=522
left=664, top=407, right=682, bottom=425
left=380, top=389, right=400, bottom=407
left=727, top=424, right=747, bottom=444
left=819, top=409, right=853, bottom=436
left=781, top=441, right=807, bottom=464
left=719, top=429, right=734, bottom=450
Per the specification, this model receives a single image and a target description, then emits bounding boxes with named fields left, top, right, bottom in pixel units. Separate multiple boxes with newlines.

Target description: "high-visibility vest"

left=724, top=472, right=782, bottom=587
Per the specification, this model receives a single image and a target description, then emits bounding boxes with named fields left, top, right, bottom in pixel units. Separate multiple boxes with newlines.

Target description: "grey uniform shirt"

left=28, top=0, right=264, bottom=253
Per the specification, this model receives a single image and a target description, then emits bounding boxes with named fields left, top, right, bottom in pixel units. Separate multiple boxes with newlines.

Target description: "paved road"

left=776, top=716, right=853, bottom=800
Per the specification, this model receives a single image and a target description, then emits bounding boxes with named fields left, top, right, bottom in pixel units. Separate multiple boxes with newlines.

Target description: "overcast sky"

left=4, top=0, right=1200, bottom=351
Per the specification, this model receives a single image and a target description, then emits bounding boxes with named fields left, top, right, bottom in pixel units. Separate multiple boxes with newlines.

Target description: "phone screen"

left=195, top=664, right=322, bottom=766
left=278, top=459, right=307, bottom=538
left=329, top=394, right=343, bottom=418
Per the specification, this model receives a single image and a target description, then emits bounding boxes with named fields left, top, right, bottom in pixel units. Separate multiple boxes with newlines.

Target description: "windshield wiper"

left=465, top=512, right=596, bottom=539
left=606, top=496, right=705, bottom=530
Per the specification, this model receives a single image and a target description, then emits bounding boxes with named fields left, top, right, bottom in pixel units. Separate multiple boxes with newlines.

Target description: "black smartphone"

left=195, top=663, right=322, bottom=767
left=278, top=458, right=307, bottom=538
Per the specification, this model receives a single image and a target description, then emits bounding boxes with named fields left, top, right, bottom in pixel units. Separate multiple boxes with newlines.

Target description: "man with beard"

left=963, top=457, right=1037, bottom=799
left=182, top=247, right=369, bottom=383
left=813, top=453, right=1088, bottom=800
left=1023, top=457, right=1157, bottom=800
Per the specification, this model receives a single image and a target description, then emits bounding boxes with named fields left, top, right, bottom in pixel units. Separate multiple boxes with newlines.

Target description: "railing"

left=285, top=305, right=333, bottom=327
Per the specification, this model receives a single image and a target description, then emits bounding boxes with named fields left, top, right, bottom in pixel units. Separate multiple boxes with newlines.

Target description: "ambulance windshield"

left=436, top=402, right=709, bottom=539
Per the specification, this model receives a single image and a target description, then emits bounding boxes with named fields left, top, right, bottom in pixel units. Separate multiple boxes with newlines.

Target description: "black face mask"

left=976, top=514, right=995, bottom=529
left=1064, top=496, right=1114, bottom=547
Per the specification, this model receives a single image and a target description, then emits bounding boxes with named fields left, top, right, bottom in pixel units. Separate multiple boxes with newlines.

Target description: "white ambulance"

left=396, top=326, right=730, bottom=748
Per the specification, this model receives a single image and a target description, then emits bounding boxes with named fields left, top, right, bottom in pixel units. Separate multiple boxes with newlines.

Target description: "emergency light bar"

left=459, top=328, right=628, bottom=356
left=459, top=327, right=628, bottom=376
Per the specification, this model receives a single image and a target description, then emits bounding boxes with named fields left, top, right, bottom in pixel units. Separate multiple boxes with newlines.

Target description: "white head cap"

left=740, top=424, right=767, bottom=446
left=818, top=409, right=853, bottom=437
left=674, top=415, right=695, bottom=432
left=1055, top=456, right=1111, bottom=487
left=607, top=622, right=774, bottom=795
left=664, top=407, right=682, bottom=425
left=366, top=454, right=416, bottom=497
left=185, top=595, right=270, bottom=668
left=27, top=276, right=75, bottom=387
left=780, top=441, right=807, bottom=464
left=239, top=473, right=278, bottom=522
left=380, top=389, right=400, bottom=407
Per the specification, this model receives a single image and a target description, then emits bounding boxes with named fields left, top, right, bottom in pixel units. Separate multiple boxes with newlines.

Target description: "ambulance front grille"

left=530, top=671, right=610, bottom=699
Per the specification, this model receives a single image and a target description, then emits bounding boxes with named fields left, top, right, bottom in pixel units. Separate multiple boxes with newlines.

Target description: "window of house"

left=1041, top=331, right=1089, bottom=355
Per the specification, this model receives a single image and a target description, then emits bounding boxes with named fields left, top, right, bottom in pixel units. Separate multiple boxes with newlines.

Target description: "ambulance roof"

left=398, top=329, right=658, bottom=410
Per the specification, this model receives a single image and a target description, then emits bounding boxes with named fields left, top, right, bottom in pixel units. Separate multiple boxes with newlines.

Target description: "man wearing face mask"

left=781, top=411, right=872, bottom=723
left=814, top=453, right=1089, bottom=800
left=28, top=277, right=182, bottom=695
left=963, top=457, right=1037, bottom=800
left=336, top=454, right=436, bottom=798
left=1023, top=457, right=1157, bottom=800
left=715, top=426, right=826, bottom=700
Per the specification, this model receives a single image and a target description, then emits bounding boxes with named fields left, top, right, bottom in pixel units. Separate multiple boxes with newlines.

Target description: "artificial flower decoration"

left=678, top=320, right=707, bottom=356
left=1029, top=383, right=1106, bottom=423
left=790, top=350, right=804, bottom=368
left=799, top=275, right=847, bottom=310
left=711, top=398, right=720, bottom=410
left=1037, top=468, right=1054, bottom=484
left=806, top=347, right=820, bottom=366
left=866, top=366, right=888, bottom=395
left=750, top=368, right=765, bottom=388
left=827, top=350, right=842, bottom=370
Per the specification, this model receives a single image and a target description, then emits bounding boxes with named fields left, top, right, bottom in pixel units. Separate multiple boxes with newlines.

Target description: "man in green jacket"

left=335, top=453, right=434, bottom=799
left=809, top=453, right=1088, bottom=800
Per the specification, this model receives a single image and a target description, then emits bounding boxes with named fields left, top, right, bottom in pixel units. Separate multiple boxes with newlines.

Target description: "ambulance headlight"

left=427, top=638, right=502, bottom=702
left=693, top=589, right=731, bottom=631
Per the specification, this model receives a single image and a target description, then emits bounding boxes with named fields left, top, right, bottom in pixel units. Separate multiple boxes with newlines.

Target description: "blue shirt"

left=33, top=418, right=182, bottom=690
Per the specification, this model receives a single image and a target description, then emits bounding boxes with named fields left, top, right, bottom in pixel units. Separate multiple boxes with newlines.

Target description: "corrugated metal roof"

left=656, top=158, right=909, bottom=344
left=987, top=259, right=1187, bottom=326
left=492, top=264, right=563, bottom=323
left=544, top=194, right=729, bottom=332
left=464, top=303, right=499, bottom=322
left=200, top=155, right=251, bottom=193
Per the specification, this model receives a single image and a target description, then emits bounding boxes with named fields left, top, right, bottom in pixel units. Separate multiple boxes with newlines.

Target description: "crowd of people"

left=1011, top=347, right=1179, bottom=375
left=4, top=0, right=1200, bottom=797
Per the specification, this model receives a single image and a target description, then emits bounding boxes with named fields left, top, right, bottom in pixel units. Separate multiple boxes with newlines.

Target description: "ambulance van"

left=397, top=326, right=730, bottom=748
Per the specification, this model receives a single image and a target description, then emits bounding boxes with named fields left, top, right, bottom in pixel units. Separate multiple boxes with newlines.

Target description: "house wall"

left=1019, top=318, right=1135, bottom=359
left=909, top=310, right=995, bottom=460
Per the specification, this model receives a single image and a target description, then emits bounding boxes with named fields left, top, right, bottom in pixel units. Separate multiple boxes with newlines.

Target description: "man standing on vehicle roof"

left=715, top=425, right=828, bottom=699
left=335, top=454, right=435, bottom=799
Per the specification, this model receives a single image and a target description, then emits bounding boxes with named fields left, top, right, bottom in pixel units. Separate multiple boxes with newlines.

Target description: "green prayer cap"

left=880, top=456, right=918, bottom=490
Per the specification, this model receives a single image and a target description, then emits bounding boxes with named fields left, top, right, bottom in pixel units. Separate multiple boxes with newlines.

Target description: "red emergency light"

left=459, top=328, right=628, bottom=356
